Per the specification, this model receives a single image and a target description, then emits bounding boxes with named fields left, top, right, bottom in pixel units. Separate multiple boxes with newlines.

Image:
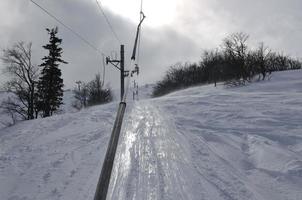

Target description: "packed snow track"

left=108, top=103, right=194, bottom=199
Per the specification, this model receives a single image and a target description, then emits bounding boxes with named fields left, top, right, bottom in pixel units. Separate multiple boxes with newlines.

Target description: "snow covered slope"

left=0, top=103, right=118, bottom=200
left=0, top=70, right=302, bottom=200
left=109, top=70, right=302, bottom=200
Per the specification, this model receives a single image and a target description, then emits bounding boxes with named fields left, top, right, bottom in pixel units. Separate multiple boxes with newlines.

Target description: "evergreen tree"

left=38, top=27, right=67, bottom=117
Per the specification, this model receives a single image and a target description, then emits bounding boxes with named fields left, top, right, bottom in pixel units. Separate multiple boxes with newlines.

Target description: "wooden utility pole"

left=106, top=45, right=128, bottom=101
left=120, top=45, right=125, bottom=101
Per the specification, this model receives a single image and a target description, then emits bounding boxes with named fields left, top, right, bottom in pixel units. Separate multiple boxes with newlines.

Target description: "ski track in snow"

left=108, top=102, right=197, bottom=200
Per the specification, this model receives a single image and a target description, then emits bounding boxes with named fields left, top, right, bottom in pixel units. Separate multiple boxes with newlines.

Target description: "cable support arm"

left=105, top=57, right=129, bottom=76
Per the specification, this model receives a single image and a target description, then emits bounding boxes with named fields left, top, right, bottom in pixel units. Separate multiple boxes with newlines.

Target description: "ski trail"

left=107, top=102, right=198, bottom=200
left=106, top=101, right=267, bottom=200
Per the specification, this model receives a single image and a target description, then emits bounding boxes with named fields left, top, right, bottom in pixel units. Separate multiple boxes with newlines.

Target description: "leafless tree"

left=223, top=32, right=250, bottom=83
left=73, top=81, right=89, bottom=109
left=1, top=42, right=39, bottom=120
left=253, top=42, right=272, bottom=80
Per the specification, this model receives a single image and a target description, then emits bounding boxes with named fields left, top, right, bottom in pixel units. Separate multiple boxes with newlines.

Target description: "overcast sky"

left=0, top=0, right=301, bottom=89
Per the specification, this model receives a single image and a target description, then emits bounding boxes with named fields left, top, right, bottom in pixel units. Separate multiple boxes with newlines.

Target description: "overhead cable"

left=95, top=0, right=122, bottom=44
left=137, top=0, right=144, bottom=65
left=29, top=0, right=106, bottom=56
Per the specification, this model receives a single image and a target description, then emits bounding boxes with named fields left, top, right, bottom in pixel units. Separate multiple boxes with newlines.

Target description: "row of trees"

left=73, top=74, right=113, bottom=110
left=153, top=32, right=302, bottom=97
left=0, top=27, right=66, bottom=123
left=1, top=27, right=113, bottom=125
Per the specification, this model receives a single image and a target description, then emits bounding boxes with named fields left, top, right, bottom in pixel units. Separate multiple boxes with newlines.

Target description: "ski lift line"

left=95, top=0, right=122, bottom=45
left=132, top=0, right=144, bottom=101
left=29, top=0, right=106, bottom=56
left=122, top=60, right=134, bottom=102
left=93, top=101, right=126, bottom=200
left=94, top=1, right=144, bottom=199
left=137, top=0, right=144, bottom=65
left=122, top=75, right=131, bottom=102
left=137, top=23, right=142, bottom=66
left=140, top=0, right=144, bottom=14
left=131, top=12, right=146, bottom=61
left=93, top=58, right=133, bottom=200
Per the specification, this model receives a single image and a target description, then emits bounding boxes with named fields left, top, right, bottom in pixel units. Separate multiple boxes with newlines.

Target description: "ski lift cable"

left=93, top=2, right=144, bottom=199
left=134, top=0, right=144, bottom=101
left=130, top=12, right=146, bottom=61
left=29, top=0, right=106, bottom=57
left=95, top=0, right=122, bottom=45
left=140, top=0, right=143, bottom=14
left=125, top=0, right=145, bottom=102
left=122, top=60, right=134, bottom=102
left=137, top=0, right=144, bottom=67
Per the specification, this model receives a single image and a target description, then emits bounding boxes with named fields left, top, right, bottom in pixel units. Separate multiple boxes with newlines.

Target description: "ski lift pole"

left=93, top=102, right=126, bottom=200
left=120, top=45, right=125, bottom=101
left=105, top=45, right=129, bottom=101
left=94, top=45, right=128, bottom=200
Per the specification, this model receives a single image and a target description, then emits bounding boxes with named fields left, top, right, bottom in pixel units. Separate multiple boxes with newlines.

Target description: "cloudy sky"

left=0, top=0, right=301, bottom=89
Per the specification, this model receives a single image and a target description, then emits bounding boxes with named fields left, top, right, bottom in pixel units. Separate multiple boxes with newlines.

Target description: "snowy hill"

left=1, top=70, right=302, bottom=200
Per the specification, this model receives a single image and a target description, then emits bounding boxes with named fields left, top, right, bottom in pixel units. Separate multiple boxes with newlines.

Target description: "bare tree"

left=222, top=32, right=250, bottom=84
left=253, top=42, right=272, bottom=80
left=73, top=81, right=89, bottom=109
left=0, top=96, right=22, bottom=125
left=223, top=32, right=249, bottom=57
left=1, top=42, right=39, bottom=120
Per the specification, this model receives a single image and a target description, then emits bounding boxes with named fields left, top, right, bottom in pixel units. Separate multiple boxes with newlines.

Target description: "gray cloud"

left=176, top=0, right=302, bottom=56
left=1, top=0, right=301, bottom=89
